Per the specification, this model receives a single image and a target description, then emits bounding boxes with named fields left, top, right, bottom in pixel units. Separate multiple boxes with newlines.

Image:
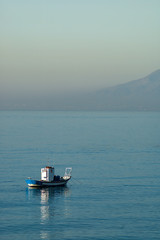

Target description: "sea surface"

left=0, top=111, right=160, bottom=240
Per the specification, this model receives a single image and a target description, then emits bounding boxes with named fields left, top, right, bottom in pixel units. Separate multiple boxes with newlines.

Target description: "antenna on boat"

left=47, top=157, right=50, bottom=166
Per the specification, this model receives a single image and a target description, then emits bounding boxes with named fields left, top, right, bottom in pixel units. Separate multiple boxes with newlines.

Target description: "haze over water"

left=1, top=0, right=160, bottom=107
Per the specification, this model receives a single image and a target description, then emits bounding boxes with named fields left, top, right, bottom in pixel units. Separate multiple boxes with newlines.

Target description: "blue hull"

left=25, top=179, right=42, bottom=187
left=25, top=178, right=70, bottom=187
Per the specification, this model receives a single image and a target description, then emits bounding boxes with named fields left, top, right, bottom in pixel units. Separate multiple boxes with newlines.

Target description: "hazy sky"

left=1, top=0, right=160, bottom=98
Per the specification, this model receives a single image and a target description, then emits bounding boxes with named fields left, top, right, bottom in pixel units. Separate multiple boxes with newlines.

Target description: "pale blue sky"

left=1, top=0, right=160, bottom=97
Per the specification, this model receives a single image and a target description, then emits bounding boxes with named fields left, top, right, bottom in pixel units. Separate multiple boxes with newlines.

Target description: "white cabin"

left=41, top=166, right=54, bottom=182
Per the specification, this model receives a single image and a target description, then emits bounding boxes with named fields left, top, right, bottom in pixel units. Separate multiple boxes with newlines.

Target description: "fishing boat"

left=25, top=166, right=72, bottom=187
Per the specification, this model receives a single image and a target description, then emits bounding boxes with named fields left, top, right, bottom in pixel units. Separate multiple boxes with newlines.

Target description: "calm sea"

left=0, top=111, right=160, bottom=240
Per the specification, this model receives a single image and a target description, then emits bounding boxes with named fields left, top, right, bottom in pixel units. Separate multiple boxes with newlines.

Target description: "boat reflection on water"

left=26, top=186, right=72, bottom=239
left=39, top=187, right=71, bottom=224
left=39, top=186, right=71, bottom=203
left=26, top=186, right=72, bottom=235
left=26, top=185, right=71, bottom=202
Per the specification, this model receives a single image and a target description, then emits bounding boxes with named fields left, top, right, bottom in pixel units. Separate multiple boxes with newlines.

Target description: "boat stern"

left=63, top=167, right=72, bottom=180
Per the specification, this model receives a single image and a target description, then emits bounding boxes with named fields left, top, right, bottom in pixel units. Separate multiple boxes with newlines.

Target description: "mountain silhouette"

left=84, top=69, right=160, bottom=111
left=0, top=69, right=160, bottom=111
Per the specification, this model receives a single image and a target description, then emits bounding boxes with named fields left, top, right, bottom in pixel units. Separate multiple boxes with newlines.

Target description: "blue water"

left=0, top=111, right=160, bottom=240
